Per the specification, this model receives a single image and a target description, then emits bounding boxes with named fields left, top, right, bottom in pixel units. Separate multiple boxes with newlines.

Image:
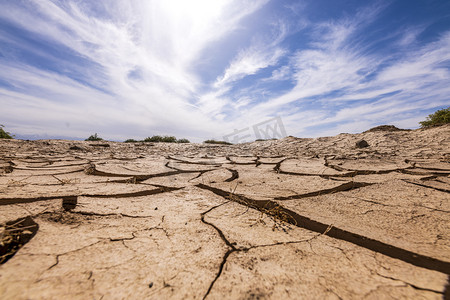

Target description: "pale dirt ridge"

left=0, top=125, right=449, bottom=299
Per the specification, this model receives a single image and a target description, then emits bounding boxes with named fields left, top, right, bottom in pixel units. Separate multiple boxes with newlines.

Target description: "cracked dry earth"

left=0, top=125, right=449, bottom=299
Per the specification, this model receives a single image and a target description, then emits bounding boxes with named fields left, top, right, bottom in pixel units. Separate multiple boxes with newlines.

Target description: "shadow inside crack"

left=86, top=163, right=207, bottom=181
left=0, top=216, right=39, bottom=264
left=196, top=183, right=450, bottom=276
left=444, top=276, right=450, bottom=300
left=274, top=181, right=373, bottom=200
left=0, top=186, right=181, bottom=206
left=224, top=169, right=239, bottom=182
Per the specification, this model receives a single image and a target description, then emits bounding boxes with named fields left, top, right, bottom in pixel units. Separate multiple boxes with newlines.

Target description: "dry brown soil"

left=0, top=125, right=449, bottom=299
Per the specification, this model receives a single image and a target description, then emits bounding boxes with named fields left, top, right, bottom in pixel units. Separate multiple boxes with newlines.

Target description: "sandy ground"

left=0, top=124, right=449, bottom=299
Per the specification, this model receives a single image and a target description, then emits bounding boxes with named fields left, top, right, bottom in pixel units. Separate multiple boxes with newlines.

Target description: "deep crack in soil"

left=196, top=183, right=450, bottom=275
left=0, top=216, right=39, bottom=264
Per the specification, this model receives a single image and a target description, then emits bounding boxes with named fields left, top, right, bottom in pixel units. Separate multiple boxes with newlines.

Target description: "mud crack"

left=0, top=216, right=39, bottom=264
left=0, top=186, right=181, bottom=206
left=376, top=272, right=443, bottom=295
left=196, top=183, right=450, bottom=275
left=200, top=202, right=238, bottom=299
left=274, top=181, right=373, bottom=200
left=402, top=179, right=450, bottom=193
left=70, top=211, right=154, bottom=219
left=47, top=241, right=102, bottom=270
left=200, top=201, right=335, bottom=299
left=86, top=163, right=207, bottom=181
left=224, top=169, right=239, bottom=182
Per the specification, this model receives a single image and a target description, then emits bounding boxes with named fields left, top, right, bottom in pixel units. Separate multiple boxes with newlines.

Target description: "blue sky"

left=0, top=0, right=449, bottom=142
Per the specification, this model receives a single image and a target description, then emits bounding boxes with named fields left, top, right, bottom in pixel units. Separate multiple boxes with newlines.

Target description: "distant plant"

left=203, top=139, right=232, bottom=145
left=144, top=135, right=159, bottom=142
left=420, top=107, right=450, bottom=128
left=161, top=136, right=177, bottom=143
left=0, top=125, right=13, bottom=139
left=177, top=138, right=190, bottom=143
left=85, top=133, right=103, bottom=141
left=124, top=139, right=138, bottom=143
left=124, top=135, right=190, bottom=143
left=144, top=135, right=178, bottom=143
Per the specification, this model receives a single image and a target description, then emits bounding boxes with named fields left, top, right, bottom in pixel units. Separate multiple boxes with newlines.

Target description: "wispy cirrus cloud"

left=214, top=46, right=286, bottom=89
left=0, top=0, right=270, bottom=140
left=213, top=22, right=288, bottom=89
left=237, top=4, right=450, bottom=137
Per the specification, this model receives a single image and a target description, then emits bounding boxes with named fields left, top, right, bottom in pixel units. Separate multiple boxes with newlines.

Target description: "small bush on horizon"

left=123, top=136, right=190, bottom=143
left=161, top=136, right=177, bottom=143
left=177, top=138, right=190, bottom=143
left=419, top=107, right=450, bottom=128
left=144, top=135, right=161, bottom=142
left=203, top=139, right=232, bottom=145
left=0, top=125, right=13, bottom=139
left=85, top=133, right=103, bottom=141
left=124, top=139, right=138, bottom=143
left=143, top=135, right=177, bottom=143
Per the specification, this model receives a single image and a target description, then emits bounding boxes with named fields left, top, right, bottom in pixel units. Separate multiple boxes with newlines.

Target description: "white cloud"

left=214, top=7, right=448, bottom=139
left=214, top=21, right=288, bottom=88
left=0, top=0, right=269, bottom=141
left=398, top=27, right=424, bottom=46
left=269, top=65, right=291, bottom=81
left=214, top=47, right=286, bottom=88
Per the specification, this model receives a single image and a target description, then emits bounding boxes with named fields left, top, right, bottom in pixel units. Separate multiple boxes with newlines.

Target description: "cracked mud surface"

left=0, top=125, right=449, bottom=299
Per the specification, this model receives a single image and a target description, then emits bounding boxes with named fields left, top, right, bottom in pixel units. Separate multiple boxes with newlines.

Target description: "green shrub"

left=420, top=107, right=450, bottom=128
left=85, top=133, right=103, bottom=141
left=0, top=125, right=13, bottom=139
left=177, top=138, right=190, bottom=143
left=137, top=135, right=190, bottom=143
left=124, top=139, right=138, bottom=143
left=144, top=135, right=178, bottom=143
left=144, top=135, right=160, bottom=142
left=162, top=136, right=177, bottom=143
left=203, top=139, right=232, bottom=145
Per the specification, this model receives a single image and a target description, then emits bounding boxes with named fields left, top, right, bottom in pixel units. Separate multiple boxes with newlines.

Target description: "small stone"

left=148, top=282, right=153, bottom=288
left=356, top=139, right=369, bottom=148
left=62, top=196, right=78, bottom=211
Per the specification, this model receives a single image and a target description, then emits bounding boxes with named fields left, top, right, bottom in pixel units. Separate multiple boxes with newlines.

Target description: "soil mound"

left=364, top=125, right=408, bottom=132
